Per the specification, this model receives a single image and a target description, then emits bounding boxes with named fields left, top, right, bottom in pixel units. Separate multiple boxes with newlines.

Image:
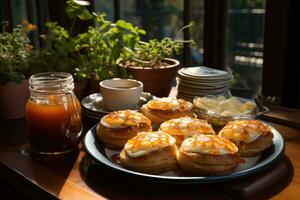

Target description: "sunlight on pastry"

left=101, top=110, right=151, bottom=128
left=120, top=131, right=177, bottom=174
left=181, top=134, right=238, bottom=155
left=147, top=97, right=193, bottom=111
left=177, top=134, right=240, bottom=175
left=141, top=97, right=194, bottom=124
left=124, top=131, right=176, bottom=157
left=218, top=120, right=273, bottom=156
left=159, top=117, right=215, bottom=145
left=97, top=110, right=152, bottom=149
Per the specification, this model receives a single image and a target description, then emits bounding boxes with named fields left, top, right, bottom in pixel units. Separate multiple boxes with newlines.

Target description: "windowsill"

left=261, top=106, right=300, bottom=129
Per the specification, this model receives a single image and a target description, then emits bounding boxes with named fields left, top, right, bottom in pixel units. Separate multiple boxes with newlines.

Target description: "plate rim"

left=179, top=66, right=230, bottom=77
left=178, top=72, right=233, bottom=81
left=83, top=121, right=285, bottom=184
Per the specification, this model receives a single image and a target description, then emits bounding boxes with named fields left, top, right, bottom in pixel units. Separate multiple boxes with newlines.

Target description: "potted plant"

left=71, top=9, right=145, bottom=93
left=35, top=0, right=145, bottom=97
left=118, top=22, right=196, bottom=97
left=30, top=0, right=93, bottom=100
left=30, top=21, right=90, bottom=99
left=0, top=21, right=36, bottom=119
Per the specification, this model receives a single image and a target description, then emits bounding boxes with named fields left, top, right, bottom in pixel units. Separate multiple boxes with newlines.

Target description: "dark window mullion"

left=263, top=0, right=300, bottom=108
left=26, top=0, right=39, bottom=49
left=262, top=0, right=288, bottom=99
left=48, top=0, right=67, bottom=28
left=203, top=0, right=228, bottom=69
left=35, top=0, right=48, bottom=48
left=114, top=0, right=120, bottom=22
left=0, top=0, right=13, bottom=31
left=183, top=0, right=191, bottom=68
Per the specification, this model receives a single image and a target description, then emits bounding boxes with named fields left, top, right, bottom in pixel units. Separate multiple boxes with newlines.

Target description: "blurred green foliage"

left=120, top=22, right=196, bottom=68
left=0, top=21, right=35, bottom=84
left=33, top=0, right=145, bottom=81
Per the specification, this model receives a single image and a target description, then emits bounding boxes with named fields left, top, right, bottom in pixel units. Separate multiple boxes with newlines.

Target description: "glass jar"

left=26, top=72, right=82, bottom=154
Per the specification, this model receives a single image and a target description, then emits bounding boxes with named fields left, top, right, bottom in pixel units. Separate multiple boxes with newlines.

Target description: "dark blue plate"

left=83, top=122, right=285, bottom=184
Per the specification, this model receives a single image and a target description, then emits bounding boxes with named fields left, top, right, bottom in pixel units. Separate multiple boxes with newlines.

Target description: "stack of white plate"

left=177, top=66, right=232, bottom=101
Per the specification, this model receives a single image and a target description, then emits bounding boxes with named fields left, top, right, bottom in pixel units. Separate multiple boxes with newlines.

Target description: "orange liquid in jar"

left=25, top=95, right=82, bottom=154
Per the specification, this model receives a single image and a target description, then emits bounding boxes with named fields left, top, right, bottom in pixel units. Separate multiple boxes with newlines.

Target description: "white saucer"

left=81, top=93, right=152, bottom=118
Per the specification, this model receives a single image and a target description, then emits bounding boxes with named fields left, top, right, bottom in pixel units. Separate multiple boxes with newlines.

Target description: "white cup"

left=99, top=78, right=143, bottom=111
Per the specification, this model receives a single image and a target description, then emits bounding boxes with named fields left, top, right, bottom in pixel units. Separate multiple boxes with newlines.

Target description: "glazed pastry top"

left=124, top=132, right=176, bottom=157
left=218, top=120, right=272, bottom=144
left=146, top=97, right=193, bottom=112
left=180, top=134, right=238, bottom=155
left=159, top=117, right=215, bottom=136
left=101, top=110, right=151, bottom=128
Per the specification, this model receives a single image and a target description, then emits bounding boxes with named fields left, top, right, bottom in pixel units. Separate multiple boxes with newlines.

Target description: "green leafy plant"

left=0, top=21, right=35, bottom=84
left=29, top=22, right=79, bottom=77
left=119, top=22, right=196, bottom=68
left=65, top=0, right=92, bottom=21
left=73, top=12, right=145, bottom=80
left=35, top=0, right=145, bottom=81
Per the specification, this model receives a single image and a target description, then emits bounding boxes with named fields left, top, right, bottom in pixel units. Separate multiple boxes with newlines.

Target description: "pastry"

left=97, top=110, right=152, bottom=149
left=159, top=116, right=215, bottom=145
left=218, top=119, right=274, bottom=156
left=177, top=134, right=240, bottom=175
left=141, top=97, right=194, bottom=125
left=120, top=131, right=177, bottom=174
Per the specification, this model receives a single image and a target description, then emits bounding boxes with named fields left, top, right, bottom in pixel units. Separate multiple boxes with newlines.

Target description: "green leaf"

left=138, top=29, right=146, bottom=35
left=0, top=21, right=32, bottom=83
left=116, top=20, right=134, bottom=30
left=77, top=9, right=93, bottom=20
left=66, top=0, right=92, bottom=20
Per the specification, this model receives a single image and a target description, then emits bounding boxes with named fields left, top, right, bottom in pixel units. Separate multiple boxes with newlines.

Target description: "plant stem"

left=124, top=47, right=155, bottom=65
left=124, top=46, right=136, bottom=54
left=70, top=19, right=76, bottom=36
left=132, top=57, right=155, bottom=65
left=7, top=54, right=13, bottom=81
left=175, top=22, right=193, bottom=39
left=138, top=41, right=149, bottom=45
left=174, top=39, right=194, bottom=43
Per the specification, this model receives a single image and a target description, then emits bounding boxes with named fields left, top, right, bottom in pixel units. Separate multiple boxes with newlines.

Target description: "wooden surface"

left=0, top=116, right=300, bottom=199
left=262, top=106, right=300, bottom=129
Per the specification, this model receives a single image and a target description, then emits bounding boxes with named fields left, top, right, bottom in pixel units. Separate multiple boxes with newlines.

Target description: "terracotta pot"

left=125, top=58, right=179, bottom=97
left=74, top=79, right=89, bottom=100
left=0, top=80, right=29, bottom=119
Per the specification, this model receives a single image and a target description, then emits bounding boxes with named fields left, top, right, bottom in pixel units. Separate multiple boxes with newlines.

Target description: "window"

left=95, top=0, right=204, bottom=67
left=94, top=0, right=114, bottom=20
left=190, top=0, right=204, bottom=66
left=227, top=0, right=266, bottom=99
left=120, top=0, right=183, bottom=40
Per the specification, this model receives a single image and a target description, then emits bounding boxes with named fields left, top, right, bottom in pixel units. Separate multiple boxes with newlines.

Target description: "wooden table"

left=0, top=113, right=300, bottom=200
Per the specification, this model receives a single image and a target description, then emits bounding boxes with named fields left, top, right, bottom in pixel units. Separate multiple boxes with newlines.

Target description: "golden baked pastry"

left=159, top=117, right=215, bottom=145
left=120, top=131, right=177, bottom=174
left=97, top=110, right=152, bottom=149
left=177, top=134, right=240, bottom=175
left=141, top=97, right=194, bottom=125
left=218, top=119, right=274, bottom=157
